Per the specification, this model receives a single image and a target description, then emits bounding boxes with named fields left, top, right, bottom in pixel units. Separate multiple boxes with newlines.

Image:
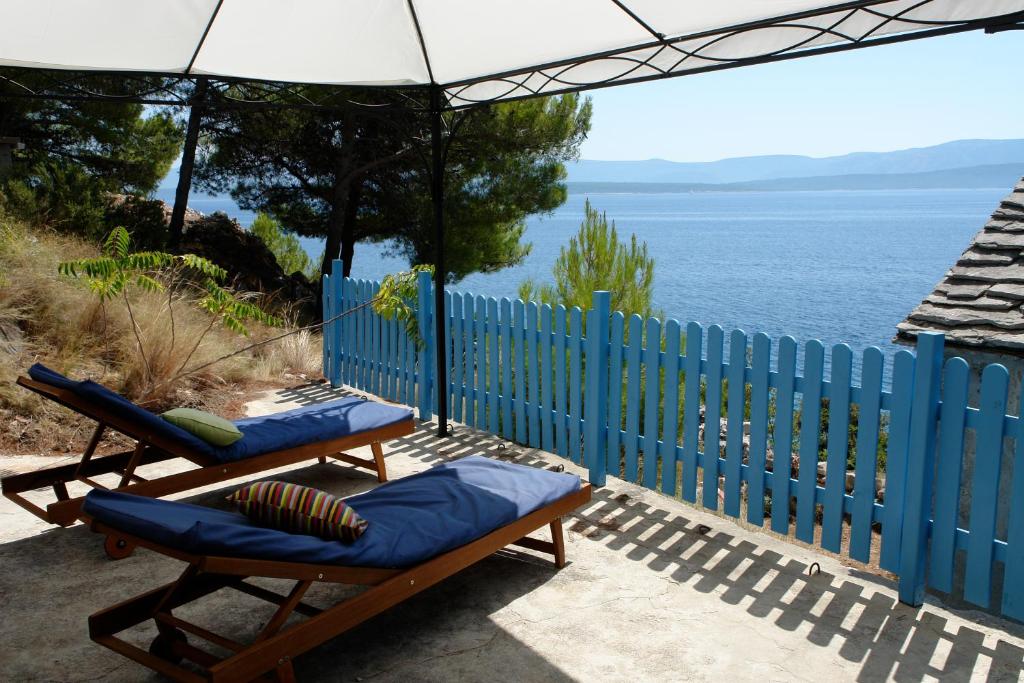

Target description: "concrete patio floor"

left=3, top=382, right=1024, bottom=682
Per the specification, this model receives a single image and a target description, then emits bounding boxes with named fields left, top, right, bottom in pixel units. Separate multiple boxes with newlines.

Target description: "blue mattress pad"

left=28, top=363, right=412, bottom=463
left=83, top=456, right=582, bottom=568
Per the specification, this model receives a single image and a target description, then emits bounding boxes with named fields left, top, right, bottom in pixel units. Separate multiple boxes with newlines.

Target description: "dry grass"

left=0, top=214, right=322, bottom=454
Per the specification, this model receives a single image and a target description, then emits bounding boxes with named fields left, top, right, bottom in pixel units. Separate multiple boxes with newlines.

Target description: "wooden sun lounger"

left=2, top=376, right=415, bottom=554
left=86, top=483, right=592, bottom=683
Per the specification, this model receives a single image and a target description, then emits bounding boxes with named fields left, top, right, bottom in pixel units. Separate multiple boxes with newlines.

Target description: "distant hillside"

left=566, top=139, right=1024, bottom=184
left=567, top=163, right=1024, bottom=194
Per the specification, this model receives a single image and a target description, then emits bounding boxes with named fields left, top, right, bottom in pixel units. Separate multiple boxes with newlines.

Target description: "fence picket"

left=488, top=298, right=500, bottom=434
left=322, top=273, right=331, bottom=383
left=608, top=312, right=625, bottom=478
left=643, top=318, right=662, bottom=490
left=821, top=344, right=853, bottom=553
left=540, top=304, right=554, bottom=452
left=370, top=283, right=381, bottom=397
left=476, top=296, right=487, bottom=429
left=569, top=307, right=584, bottom=464
left=451, top=293, right=464, bottom=422
left=463, top=294, right=476, bottom=428
left=526, top=302, right=540, bottom=447
left=404, top=311, right=416, bottom=408
left=964, top=363, right=1009, bottom=608
left=724, top=330, right=747, bottom=517
left=747, top=333, right=771, bottom=526
left=513, top=300, right=527, bottom=444
left=771, top=336, right=797, bottom=535
left=443, top=291, right=452, bottom=413
left=929, top=356, right=969, bottom=592
left=554, top=306, right=569, bottom=457
left=849, top=347, right=884, bottom=563
left=796, top=340, right=825, bottom=544
left=681, top=323, right=703, bottom=503
left=379, top=312, right=389, bottom=399
left=1002, top=404, right=1024, bottom=620
left=330, top=267, right=342, bottom=385
left=703, top=325, right=725, bottom=510
left=661, top=320, right=681, bottom=497
left=500, top=298, right=513, bottom=440
left=880, top=350, right=915, bottom=573
left=624, top=315, right=643, bottom=481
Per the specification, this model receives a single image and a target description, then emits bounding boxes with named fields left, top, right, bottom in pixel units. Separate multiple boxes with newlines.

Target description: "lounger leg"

left=371, top=442, right=387, bottom=483
left=549, top=518, right=566, bottom=569
left=317, top=455, right=327, bottom=464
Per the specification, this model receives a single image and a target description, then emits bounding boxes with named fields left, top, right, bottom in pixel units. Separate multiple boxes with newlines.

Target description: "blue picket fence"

left=323, top=262, right=1024, bottom=619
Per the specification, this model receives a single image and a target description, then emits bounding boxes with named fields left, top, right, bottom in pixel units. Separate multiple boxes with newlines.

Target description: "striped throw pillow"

left=228, top=481, right=368, bottom=543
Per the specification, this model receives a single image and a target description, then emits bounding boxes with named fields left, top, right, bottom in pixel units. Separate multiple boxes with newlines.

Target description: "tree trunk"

left=340, top=181, right=362, bottom=277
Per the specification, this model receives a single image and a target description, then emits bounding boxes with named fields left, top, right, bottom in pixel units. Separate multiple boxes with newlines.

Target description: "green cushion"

left=161, top=407, right=242, bottom=447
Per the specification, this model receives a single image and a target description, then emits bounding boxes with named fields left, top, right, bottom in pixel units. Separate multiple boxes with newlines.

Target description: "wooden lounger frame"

left=87, top=483, right=592, bottom=682
left=2, top=376, right=415, bottom=536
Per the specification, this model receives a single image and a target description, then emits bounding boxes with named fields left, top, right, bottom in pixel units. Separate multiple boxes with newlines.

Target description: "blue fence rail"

left=323, top=261, right=1024, bottom=619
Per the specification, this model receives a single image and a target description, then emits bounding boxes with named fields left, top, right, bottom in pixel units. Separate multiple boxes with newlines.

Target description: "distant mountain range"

left=568, top=163, right=1024, bottom=194
left=565, top=139, right=1024, bottom=190
left=162, top=138, right=1024, bottom=194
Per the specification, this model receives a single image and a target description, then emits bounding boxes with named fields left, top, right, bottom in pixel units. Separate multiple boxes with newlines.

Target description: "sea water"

left=158, top=187, right=1006, bottom=364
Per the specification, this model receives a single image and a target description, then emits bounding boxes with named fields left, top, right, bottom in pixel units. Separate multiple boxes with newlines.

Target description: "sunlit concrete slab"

left=2, top=383, right=1023, bottom=682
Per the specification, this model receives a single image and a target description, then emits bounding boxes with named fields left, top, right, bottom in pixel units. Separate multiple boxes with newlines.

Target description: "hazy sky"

left=579, top=30, right=1024, bottom=162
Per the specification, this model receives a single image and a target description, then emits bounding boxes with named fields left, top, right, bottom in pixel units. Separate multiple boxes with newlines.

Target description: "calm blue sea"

left=158, top=187, right=1006, bottom=364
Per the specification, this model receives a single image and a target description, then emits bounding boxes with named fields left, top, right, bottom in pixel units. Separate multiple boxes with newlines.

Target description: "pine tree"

left=519, top=199, right=656, bottom=319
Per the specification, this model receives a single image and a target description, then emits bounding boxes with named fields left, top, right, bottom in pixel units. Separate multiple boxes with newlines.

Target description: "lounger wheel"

left=103, top=535, right=136, bottom=560
left=149, top=629, right=187, bottom=665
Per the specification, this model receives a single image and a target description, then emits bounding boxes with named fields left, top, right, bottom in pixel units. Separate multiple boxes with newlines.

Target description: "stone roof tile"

left=897, top=177, right=1024, bottom=354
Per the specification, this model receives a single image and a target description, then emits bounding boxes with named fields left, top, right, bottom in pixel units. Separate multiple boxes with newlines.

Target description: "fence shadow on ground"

left=374, top=417, right=1024, bottom=682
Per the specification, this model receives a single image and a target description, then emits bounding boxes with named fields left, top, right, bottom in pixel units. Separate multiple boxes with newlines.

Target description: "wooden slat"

left=381, top=302, right=392, bottom=400
left=681, top=322, right=703, bottom=503
left=747, top=333, right=771, bottom=526
left=322, top=272, right=332, bottom=382
left=464, top=293, right=476, bottom=428
left=723, top=329, right=747, bottom=517
left=928, top=356, right=969, bottom=590
left=607, top=312, right=625, bottom=478
left=643, top=317, right=662, bottom=491
left=539, top=303, right=554, bottom=453
left=476, top=295, right=488, bottom=429
left=488, top=298, right=500, bottom=434
left=405, top=308, right=417, bottom=408
left=513, top=299, right=527, bottom=444
left=525, top=301, right=540, bottom=447
left=624, top=316, right=643, bottom=483
left=964, top=363, right=1009, bottom=608
left=568, top=307, right=584, bottom=464
left=879, top=350, right=916, bottom=573
left=795, top=339, right=825, bottom=544
left=500, top=298, right=514, bottom=440
left=451, top=292, right=465, bottom=423
left=849, top=346, right=884, bottom=563
left=554, top=305, right=569, bottom=457
left=660, top=320, right=681, bottom=497
left=821, top=343, right=853, bottom=553
left=1001, top=399, right=1024, bottom=620
left=703, top=325, right=725, bottom=510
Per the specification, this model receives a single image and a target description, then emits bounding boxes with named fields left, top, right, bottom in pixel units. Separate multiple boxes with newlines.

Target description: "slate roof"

left=897, top=177, right=1024, bottom=354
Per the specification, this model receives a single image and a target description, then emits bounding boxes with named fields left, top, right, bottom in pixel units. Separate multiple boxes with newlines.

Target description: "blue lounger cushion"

left=28, top=363, right=411, bottom=463
left=83, top=455, right=582, bottom=568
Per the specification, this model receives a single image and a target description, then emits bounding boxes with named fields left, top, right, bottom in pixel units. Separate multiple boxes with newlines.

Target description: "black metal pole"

left=168, top=80, right=207, bottom=249
left=430, top=86, right=449, bottom=438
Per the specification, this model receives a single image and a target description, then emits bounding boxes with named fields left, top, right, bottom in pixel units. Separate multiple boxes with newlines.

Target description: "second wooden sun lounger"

left=83, top=455, right=592, bottom=683
left=2, top=364, right=415, bottom=554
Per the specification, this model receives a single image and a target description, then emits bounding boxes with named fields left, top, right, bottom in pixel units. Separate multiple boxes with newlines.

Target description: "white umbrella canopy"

left=1, top=0, right=1022, bottom=107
